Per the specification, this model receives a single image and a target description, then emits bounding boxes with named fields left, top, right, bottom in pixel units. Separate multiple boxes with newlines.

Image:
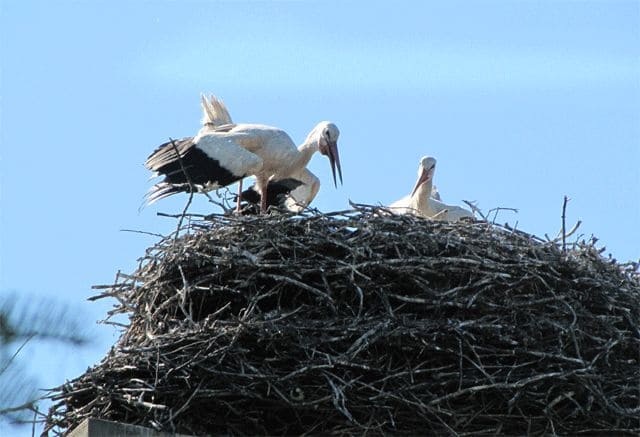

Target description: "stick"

left=487, top=207, right=519, bottom=224
left=119, top=229, right=165, bottom=238
left=463, top=200, right=487, bottom=221
left=236, top=179, right=243, bottom=213
left=562, top=196, right=569, bottom=253
left=168, top=137, right=195, bottom=239
left=0, top=333, right=35, bottom=375
left=157, top=212, right=208, bottom=219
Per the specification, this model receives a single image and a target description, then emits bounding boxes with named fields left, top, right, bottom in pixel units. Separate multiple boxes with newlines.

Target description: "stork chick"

left=389, top=156, right=473, bottom=221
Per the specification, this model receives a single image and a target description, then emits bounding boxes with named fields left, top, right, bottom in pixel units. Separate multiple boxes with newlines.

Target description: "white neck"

left=293, top=136, right=320, bottom=171
left=412, top=178, right=435, bottom=215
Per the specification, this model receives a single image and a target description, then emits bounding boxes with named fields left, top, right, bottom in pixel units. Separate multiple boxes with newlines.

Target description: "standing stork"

left=145, top=95, right=342, bottom=213
left=389, top=156, right=473, bottom=221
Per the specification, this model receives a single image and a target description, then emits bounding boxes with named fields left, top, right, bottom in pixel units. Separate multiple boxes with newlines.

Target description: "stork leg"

left=260, top=184, right=268, bottom=213
left=236, top=179, right=243, bottom=213
left=254, top=178, right=269, bottom=214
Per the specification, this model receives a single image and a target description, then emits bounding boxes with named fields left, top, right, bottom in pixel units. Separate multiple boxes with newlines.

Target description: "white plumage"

left=145, top=95, right=342, bottom=213
left=431, top=185, right=441, bottom=201
left=389, top=156, right=473, bottom=221
left=281, top=167, right=321, bottom=212
left=238, top=166, right=321, bottom=213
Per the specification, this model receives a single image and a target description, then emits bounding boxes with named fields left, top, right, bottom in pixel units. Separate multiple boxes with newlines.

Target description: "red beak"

left=327, top=140, right=342, bottom=187
left=410, top=166, right=433, bottom=197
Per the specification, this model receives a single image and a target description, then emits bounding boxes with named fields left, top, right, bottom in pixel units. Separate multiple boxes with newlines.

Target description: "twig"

left=120, top=229, right=165, bottom=238
left=562, top=195, right=569, bottom=253
left=486, top=206, right=519, bottom=224
left=462, top=200, right=487, bottom=221
left=0, top=400, right=36, bottom=416
left=31, top=404, right=38, bottom=437
left=44, top=208, right=640, bottom=436
left=157, top=212, right=208, bottom=219
left=0, top=333, right=35, bottom=375
left=168, top=137, right=195, bottom=239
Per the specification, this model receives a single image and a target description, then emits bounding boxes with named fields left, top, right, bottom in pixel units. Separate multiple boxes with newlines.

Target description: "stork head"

left=316, top=122, right=342, bottom=187
left=411, top=156, right=437, bottom=197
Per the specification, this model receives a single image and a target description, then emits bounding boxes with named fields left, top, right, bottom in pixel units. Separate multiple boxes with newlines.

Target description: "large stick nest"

left=45, top=207, right=639, bottom=436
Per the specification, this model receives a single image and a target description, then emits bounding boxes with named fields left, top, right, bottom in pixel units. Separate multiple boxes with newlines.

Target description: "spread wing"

left=145, top=134, right=262, bottom=205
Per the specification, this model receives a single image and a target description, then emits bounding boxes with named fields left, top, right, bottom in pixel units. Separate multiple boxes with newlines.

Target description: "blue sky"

left=1, top=0, right=638, bottom=433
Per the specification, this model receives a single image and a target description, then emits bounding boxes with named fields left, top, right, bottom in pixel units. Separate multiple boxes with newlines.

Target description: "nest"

left=45, top=207, right=640, bottom=436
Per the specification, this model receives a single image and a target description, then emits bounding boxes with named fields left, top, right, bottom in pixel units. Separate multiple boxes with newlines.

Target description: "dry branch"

left=44, top=206, right=640, bottom=436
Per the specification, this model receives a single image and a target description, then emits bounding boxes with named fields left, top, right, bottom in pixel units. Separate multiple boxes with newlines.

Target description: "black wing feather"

left=238, top=178, right=304, bottom=210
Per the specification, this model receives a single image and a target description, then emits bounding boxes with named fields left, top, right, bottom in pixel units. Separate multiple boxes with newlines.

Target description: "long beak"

left=327, top=141, right=343, bottom=187
left=410, top=166, right=433, bottom=197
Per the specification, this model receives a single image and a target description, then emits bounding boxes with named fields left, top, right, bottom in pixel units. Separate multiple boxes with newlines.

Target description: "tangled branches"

left=45, top=207, right=639, bottom=435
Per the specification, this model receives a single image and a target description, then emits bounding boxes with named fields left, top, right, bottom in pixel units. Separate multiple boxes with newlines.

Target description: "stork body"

left=145, top=96, right=342, bottom=212
left=428, top=198, right=474, bottom=221
left=283, top=168, right=321, bottom=212
left=241, top=167, right=321, bottom=212
left=389, top=156, right=473, bottom=221
left=431, top=185, right=441, bottom=201
left=238, top=178, right=304, bottom=213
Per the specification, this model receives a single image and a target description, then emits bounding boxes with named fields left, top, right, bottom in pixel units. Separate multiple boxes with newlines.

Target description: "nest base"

left=45, top=208, right=640, bottom=436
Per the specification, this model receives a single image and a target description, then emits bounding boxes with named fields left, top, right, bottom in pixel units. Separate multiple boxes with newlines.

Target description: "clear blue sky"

left=1, top=0, right=638, bottom=434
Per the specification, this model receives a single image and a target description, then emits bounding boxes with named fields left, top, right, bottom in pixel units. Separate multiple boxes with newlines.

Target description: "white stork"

left=239, top=167, right=321, bottom=212
left=235, top=178, right=304, bottom=213
left=145, top=95, right=342, bottom=213
left=389, top=156, right=473, bottom=221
